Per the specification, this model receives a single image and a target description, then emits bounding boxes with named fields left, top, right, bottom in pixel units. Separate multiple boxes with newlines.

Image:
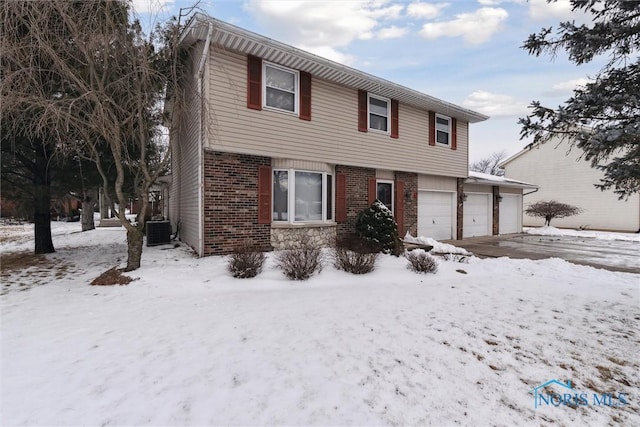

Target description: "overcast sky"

left=133, top=0, right=603, bottom=162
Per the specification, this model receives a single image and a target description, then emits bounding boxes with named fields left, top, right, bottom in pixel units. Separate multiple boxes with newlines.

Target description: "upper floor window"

left=264, top=62, right=298, bottom=113
left=435, top=114, right=451, bottom=145
left=368, top=94, right=390, bottom=133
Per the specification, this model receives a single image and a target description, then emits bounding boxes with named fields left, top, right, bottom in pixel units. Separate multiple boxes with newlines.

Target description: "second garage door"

left=418, top=191, right=455, bottom=240
left=499, top=194, right=522, bottom=234
left=463, top=193, right=491, bottom=237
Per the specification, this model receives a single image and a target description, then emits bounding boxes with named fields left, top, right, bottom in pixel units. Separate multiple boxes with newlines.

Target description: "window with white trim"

left=368, top=94, right=390, bottom=132
left=376, top=180, right=394, bottom=214
left=435, top=114, right=451, bottom=145
left=273, top=169, right=333, bottom=223
left=263, top=62, right=298, bottom=113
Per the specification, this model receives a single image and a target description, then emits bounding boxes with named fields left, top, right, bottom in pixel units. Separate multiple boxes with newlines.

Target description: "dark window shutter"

left=451, top=117, right=457, bottom=150
left=428, top=111, right=435, bottom=146
left=247, top=55, right=262, bottom=110
left=395, top=180, right=405, bottom=236
left=391, top=99, right=399, bottom=139
left=368, top=177, right=377, bottom=205
left=299, top=71, right=312, bottom=121
left=358, top=90, right=368, bottom=132
left=258, top=165, right=271, bottom=224
left=336, top=173, right=347, bottom=223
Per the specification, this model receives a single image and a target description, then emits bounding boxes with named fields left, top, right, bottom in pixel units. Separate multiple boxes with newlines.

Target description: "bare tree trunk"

left=34, top=142, right=54, bottom=254
left=81, top=189, right=98, bottom=231
left=125, top=228, right=144, bottom=271
left=100, top=188, right=109, bottom=219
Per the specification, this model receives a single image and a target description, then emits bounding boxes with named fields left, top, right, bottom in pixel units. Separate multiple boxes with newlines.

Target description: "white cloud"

left=406, top=2, right=449, bottom=19
left=462, top=90, right=529, bottom=117
left=543, top=77, right=590, bottom=96
left=131, top=0, right=173, bottom=14
left=377, top=26, right=409, bottom=39
left=478, top=0, right=500, bottom=5
left=528, top=0, right=573, bottom=20
left=419, top=7, right=508, bottom=44
left=245, top=1, right=406, bottom=64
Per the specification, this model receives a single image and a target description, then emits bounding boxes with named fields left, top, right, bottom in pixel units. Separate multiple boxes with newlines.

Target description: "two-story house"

left=168, top=13, right=526, bottom=256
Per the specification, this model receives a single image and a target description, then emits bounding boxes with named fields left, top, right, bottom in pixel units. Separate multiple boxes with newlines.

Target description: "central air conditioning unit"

left=146, top=221, right=172, bottom=246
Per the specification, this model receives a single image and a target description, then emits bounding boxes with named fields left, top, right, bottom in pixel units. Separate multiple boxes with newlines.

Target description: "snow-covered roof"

left=179, top=13, right=489, bottom=124
left=466, top=171, right=538, bottom=189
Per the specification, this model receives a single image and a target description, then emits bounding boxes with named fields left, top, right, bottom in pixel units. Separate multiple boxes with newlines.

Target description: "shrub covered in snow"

left=405, top=249, right=438, bottom=274
left=276, top=242, right=322, bottom=280
left=355, top=201, right=402, bottom=255
left=227, top=245, right=266, bottom=278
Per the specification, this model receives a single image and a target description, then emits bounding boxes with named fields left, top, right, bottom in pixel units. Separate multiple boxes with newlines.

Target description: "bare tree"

left=524, top=201, right=582, bottom=227
left=469, top=151, right=507, bottom=176
left=1, top=1, right=186, bottom=270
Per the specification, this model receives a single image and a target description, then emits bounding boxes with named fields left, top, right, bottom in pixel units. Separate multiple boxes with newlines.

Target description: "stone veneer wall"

left=271, top=225, right=337, bottom=250
left=395, top=171, right=418, bottom=236
left=335, top=165, right=376, bottom=240
left=203, top=150, right=271, bottom=255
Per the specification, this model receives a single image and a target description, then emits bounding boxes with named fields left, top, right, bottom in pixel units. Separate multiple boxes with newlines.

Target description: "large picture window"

left=368, top=94, right=389, bottom=132
left=273, top=169, right=333, bottom=223
left=264, top=62, right=298, bottom=113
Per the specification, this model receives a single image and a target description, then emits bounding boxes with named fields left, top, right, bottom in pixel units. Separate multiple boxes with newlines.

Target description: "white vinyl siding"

left=170, top=42, right=204, bottom=255
left=418, top=174, right=457, bottom=192
left=206, top=48, right=469, bottom=177
left=503, top=139, right=640, bottom=232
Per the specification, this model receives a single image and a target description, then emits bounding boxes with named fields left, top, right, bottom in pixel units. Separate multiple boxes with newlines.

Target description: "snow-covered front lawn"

left=525, top=225, right=640, bottom=242
left=1, top=223, right=639, bottom=426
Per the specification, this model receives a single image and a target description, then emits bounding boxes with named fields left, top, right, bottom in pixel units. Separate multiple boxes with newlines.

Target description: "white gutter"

left=196, top=23, right=213, bottom=256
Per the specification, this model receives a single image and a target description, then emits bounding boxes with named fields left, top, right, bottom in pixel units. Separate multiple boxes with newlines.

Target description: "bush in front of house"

left=275, top=241, right=322, bottom=280
left=406, top=249, right=439, bottom=274
left=227, top=244, right=266, bottom=278
left=333, top=237, right=378, bottom=274
left=355, top=200, right=403, bottom=255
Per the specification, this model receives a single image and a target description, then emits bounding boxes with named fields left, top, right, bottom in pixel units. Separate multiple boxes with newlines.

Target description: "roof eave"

left=180, top=13, right=489, bottom=124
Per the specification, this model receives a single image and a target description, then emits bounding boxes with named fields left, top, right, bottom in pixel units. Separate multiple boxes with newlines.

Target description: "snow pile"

left=403, top=232, right=471, bottom=255
left=525, top=226, right=640, bottom=242
left=1, top=224, right=639, bottom=426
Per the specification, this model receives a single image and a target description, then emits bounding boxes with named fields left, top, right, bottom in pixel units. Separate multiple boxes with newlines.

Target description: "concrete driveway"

left=448, top=234, right=639, bottom=274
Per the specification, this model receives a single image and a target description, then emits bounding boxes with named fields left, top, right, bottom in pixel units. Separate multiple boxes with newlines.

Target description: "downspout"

left=523, top=188, right=539, bottom=196
left=196, top=23, right=214, bottom=256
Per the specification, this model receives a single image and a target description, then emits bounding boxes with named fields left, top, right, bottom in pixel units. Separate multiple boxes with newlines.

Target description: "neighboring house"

left=500, top=138, right=640, bottom=232
left=167, top=14, right=531, bottom=256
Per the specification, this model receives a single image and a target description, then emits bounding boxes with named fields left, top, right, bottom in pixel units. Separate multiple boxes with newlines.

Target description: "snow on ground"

left=403, top=233, right=470, bottom=255
left=525, top=226, right=640, bottom=242
left=1, top=223, right=639, bottom=426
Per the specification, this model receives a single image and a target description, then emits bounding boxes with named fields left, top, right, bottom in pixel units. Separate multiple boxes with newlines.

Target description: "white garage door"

left=499, top=194, right=522, bottom=234
left=463, top=193, right=491, bottom=237
left=418, top=191, right=454, bottom=240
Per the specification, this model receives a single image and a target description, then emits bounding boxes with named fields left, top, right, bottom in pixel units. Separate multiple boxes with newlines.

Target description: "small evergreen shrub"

left=276, top=242, right=322, bottom=280
left=406, top=249, right=439, bottom=274
left=227, top=245, right=266, bottom=278
left=355, top=201, right=403, bottom=255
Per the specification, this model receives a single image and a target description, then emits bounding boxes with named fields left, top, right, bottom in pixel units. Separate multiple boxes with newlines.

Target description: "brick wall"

left=335, top=165, right=375, bottom=240
left=456, top=178, right=464, bottom=240
left=395, top=171, right=418, bottom=237
left=203, top=150, right=271, bottom=255
left=492, top=186, right=500, bottom=235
